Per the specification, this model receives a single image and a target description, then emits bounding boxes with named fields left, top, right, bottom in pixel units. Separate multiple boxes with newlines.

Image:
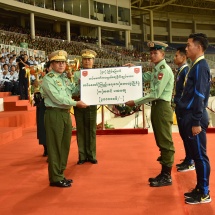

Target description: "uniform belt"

left=151, top=99, right=170, bottom=105
left=46, top=107, right=70, bottom=113
left=72, top=96, right=80, bottom=101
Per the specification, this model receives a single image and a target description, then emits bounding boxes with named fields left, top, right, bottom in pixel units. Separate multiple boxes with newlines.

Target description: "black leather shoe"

left=149, top=173, right=172, bottom=187
left=50, top=180, right=71, bottom=188
left=148, top=173, right=162, bottom=183
left=64, top=178, right=73, bottom=183
left=77, top=160, right=86, bottom=165
left=89, top=159, right=98, bottom=164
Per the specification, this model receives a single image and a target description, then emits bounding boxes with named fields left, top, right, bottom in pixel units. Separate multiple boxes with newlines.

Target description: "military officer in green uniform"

left=126, top=41, right=175, bottom=187
left=41, top=50, right=87, bottom=188
left=73, top=49, right=98, bottom=165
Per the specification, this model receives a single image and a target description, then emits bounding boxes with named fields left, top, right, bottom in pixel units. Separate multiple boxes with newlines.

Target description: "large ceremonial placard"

left=80, top=66, right=143, bottom=105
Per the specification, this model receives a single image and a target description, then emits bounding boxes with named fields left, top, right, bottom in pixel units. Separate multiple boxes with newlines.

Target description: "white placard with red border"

left=80, top=66, right=143, bottom=105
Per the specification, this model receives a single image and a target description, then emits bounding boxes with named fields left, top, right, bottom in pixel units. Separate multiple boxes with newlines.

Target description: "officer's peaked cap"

left=147, top=41, right=168, bottom=51
left=81, top=49, right=97, bottom=59
left=48, top=50, right=67, bottom=62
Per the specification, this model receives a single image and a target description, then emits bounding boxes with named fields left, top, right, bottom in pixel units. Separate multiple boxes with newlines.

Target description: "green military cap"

left=81, top=49, right=97, bottom=59
left=48, top=50, right=67, bottom=62
left=147, top=41, right=168, bottom=51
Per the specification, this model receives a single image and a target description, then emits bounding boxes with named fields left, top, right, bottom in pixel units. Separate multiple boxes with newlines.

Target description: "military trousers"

left=44, top=107, right=72, bottom=183
left=74, top=105, right=97, bottom=161
left=151, top=100, right=175, bottom=167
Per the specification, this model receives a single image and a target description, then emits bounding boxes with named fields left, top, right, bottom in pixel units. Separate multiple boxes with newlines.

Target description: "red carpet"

left=0, top=128, right=214, bottom=215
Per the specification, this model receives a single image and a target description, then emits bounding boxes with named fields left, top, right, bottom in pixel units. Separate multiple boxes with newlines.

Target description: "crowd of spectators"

left=0, top=23, right=154, bottom=66
left=0, top=23, right=179, bottom=93
left=0, top=46, right=47, bottom=94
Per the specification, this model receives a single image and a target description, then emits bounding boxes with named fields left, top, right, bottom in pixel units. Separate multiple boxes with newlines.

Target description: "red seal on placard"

left=134, top=67, right=140, bottom=74
left=82, top=71, right=88, bottom=77
left=158, top=72, right=163, bottom=80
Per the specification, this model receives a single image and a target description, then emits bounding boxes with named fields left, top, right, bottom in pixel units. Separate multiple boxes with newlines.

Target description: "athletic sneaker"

left=176, top=160, right=187, bottom=168
left=184, top=187, right=201, bottom=198
left=185, top=193, right=211, bottom=204
left=177, top=164, right=195, bottom=172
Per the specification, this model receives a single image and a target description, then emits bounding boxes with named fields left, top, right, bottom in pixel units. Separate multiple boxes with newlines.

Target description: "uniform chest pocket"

left=55, top=83, right=66, bottom=92
left=152, top=76, right=159, bottom=85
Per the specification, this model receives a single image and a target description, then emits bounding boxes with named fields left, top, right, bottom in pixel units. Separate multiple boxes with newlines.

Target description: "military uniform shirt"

left=41, top=70, right=78, bottom=109
left=135, top=59, right=174, bottom=105
left=73, top=70, right=81, bottom=96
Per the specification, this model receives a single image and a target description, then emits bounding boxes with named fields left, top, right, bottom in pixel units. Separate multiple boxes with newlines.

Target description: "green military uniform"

left=73, top=49, right=98, bottom=164
left=135, top=58, right=175, bottom=167
left=131, top=41, right=175, bottom=187
left=73, top=70, right=97, bottom=162
left=41, top=50, right=79, bottom=185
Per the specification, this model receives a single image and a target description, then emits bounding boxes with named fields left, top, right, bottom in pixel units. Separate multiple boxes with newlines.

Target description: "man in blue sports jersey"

left=173, top=47, right=195, bottom=172
left=178, top=33, right=211, bottom=204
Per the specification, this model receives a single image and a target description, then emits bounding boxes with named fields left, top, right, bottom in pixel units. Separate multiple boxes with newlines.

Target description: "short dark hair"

left=188, top=33, right=209, bottom=51
left=44, top=61, right=51, bottom=73
left=177, top=46, right=186, bottom=56
left=44, top=61, right=50, bottom=69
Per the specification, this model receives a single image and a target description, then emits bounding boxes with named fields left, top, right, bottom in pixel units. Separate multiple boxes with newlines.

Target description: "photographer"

left=17, top=54, right=30, bottom=100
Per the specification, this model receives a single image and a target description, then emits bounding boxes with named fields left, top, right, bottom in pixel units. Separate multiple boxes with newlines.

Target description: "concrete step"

left=0, top=92, right=11, bottom=97
left=0, top=127, right=23, bottom=145
left=4, top=101, right=36, bottom=111
left=0, top=110, right=36, bottom=128
left=2, top=96, right=20, bottom=102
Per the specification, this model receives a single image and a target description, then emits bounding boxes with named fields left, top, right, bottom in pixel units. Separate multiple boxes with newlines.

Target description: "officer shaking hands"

left=41, top=50, right=88, bottom=188
left=126, top=41, right=175, bottom=187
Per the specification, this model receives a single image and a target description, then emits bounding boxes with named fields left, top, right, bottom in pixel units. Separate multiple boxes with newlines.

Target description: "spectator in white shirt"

left=2, top=64, right=13, bottom=92
left=0, top=57, right=6, bottom=71
left=10, top=65, right=19, bottom=95
left=28, top=56, right=36, bottom=66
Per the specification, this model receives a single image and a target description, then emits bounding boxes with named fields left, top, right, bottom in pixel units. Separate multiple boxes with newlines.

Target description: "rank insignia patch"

left=47, top=73, right=54, bottom=78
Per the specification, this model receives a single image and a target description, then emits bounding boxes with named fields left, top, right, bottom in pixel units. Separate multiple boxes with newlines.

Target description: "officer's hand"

left=125, top=100, right=135, bottom=107
left=76, top=101, right=88, bottom=108
left=192, top=126, right=202, bottom=136
left=123, top=63, right=135, bottom=67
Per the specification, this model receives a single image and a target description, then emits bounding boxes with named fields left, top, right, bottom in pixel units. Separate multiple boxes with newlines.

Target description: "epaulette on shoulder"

left=47, top=73, right=54, bottom=78
left=160, top=65, right=165, bottom=70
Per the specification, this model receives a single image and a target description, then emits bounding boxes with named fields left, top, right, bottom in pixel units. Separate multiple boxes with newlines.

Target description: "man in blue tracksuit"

left=173, top=47, right=194, bottom=172
left=178, top=33, right=211, bottom=204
